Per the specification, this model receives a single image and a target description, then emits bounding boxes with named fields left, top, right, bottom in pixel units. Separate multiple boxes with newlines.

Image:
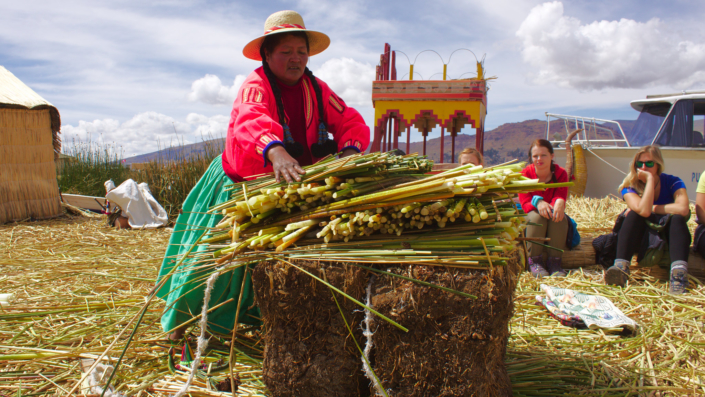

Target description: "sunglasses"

left=635, top=160, right=655, bottom=168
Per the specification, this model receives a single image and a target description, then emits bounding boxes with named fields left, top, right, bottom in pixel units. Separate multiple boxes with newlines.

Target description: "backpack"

left=592, top=210, right=627, bottom=268
left=593, top=210, right=674, bottom=269
left=565, top=215, right=581, bottom=249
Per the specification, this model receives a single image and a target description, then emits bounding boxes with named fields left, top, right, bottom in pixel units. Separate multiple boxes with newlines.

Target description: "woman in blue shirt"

left=605, top=145, right=691, bottom=294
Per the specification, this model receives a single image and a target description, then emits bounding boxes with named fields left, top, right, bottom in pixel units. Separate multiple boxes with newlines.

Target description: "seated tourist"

left=458, top=147, right=483, bottom=166
left=693, top=169, right=705, bottom=258
left=518, top=139, right=569, bottom=278
left=605, top=145, right=690, bottom=294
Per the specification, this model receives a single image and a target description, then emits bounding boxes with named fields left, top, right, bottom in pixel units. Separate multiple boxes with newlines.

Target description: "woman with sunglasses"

left=605, top=145, right=691, bottom=293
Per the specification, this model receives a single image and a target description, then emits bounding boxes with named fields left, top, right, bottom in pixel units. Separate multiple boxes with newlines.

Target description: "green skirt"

left=156, top=155, right=260, bottom=334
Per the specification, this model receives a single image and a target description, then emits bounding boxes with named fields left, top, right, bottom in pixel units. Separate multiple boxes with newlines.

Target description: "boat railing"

left=545, top=113, right=631, bottom=148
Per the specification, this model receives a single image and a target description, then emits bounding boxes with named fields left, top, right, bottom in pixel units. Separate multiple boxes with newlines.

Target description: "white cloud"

left=516, top=1, right=705, bottom=90
left=188, top=74, right=247, bottom=106
left=61, top=112, right=229, bottom=157
left=313, top=58, right=375, bottom=107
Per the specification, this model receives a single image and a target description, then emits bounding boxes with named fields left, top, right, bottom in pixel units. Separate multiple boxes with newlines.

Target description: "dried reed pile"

left=0, top=214, right=265, bottom=395
left=1, top=180, right=703, bottom=395
left=509, top=267, right=705, bottom=396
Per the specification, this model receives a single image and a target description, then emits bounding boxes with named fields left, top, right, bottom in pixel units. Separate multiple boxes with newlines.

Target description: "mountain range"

left=122, top=119, right=636, bottom=165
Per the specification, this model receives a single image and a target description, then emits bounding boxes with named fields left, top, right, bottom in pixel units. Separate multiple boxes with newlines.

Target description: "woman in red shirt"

left=518, top=139, right=570, bottom=278
left=156, top=10, right=370, bottom=341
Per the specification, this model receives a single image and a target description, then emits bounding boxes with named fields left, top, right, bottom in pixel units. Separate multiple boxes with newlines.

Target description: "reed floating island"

left=1, top=196, right=704, bottom=395
left=158, top=151, right=573, bottom=396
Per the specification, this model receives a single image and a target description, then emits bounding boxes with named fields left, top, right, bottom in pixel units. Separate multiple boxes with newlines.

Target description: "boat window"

left=655, top=100, right=704, bottom=147
left=626, top=103, right=670, bottom=146
left=693, top=101, right=705, bottom=147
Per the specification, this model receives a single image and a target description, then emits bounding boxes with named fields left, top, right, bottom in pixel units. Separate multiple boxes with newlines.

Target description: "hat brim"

left=243, top=29, right=330, bottom=61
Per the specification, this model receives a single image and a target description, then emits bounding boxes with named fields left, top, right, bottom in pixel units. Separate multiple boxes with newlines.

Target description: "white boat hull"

left=553, top=147, right=705, bottom=202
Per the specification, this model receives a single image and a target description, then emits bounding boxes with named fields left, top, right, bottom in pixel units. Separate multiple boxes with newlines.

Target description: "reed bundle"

left=203, top=152, right=572, bottom=268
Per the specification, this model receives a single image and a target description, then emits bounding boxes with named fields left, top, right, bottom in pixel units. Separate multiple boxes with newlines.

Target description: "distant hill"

left=123, top=119, right=635, bottom=166
left=124, top=138, right=225, bottom=164
left=401, top=119, right=634, bottom=164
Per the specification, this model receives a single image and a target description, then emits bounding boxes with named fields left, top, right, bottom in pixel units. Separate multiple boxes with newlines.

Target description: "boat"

left=548, top=91, right=705, bottom=201
left=60, top=193, right=107, bottom=212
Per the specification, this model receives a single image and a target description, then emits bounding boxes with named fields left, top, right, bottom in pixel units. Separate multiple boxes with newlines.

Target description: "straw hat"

left=243, top=10, right=330, bottom=61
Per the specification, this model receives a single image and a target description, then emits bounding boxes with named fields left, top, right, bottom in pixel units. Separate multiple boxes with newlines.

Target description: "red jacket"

left=222, top=67, right=370, bottom=181
left=519, top=163, right=570, bottom=213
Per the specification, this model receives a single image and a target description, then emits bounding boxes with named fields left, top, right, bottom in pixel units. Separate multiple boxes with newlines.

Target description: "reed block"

left=252, top=260, right=370, bottom=397
left=369, top=249, right=522, bottom=397
left=562, top=237, right=705, bottom=281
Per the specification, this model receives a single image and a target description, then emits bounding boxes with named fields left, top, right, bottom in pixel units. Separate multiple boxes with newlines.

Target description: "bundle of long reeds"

left=198, top=151, right=572, bottom=268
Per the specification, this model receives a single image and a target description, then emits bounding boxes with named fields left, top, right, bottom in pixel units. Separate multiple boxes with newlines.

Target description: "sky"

left=2, top=0, right=705, bottom=157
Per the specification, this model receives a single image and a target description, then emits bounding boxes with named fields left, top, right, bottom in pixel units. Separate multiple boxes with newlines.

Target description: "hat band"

left=265, top=23, right=305, bottom=34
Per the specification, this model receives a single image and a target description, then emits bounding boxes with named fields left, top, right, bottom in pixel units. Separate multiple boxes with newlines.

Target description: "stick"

left=229, top=267, right=250, bottom=395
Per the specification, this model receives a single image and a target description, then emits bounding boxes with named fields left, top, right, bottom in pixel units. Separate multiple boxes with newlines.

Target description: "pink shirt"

left=519, top=163, right=570, bottom=213
left=221, top=67, right=370, bottom=182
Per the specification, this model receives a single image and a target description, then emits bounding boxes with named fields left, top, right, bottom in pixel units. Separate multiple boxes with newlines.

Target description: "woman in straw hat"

left=156, top=10, right=370, bottom=340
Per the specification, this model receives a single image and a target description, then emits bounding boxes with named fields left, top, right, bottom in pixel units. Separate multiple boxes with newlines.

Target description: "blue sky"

left=2, top=0, right=705, bottom=156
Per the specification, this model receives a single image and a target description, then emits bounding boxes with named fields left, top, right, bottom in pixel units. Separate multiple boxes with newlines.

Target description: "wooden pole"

left=440, top=126, right=445, bottom=163
left=451, top=124, right=456, bottom=163
left=406, top=126, right=411, bottom=155
left=384, top=43, right=391, bottom=81
left=371, top=126, right=381, bottom=152
left=393, top=116, right=399, bottom=150
left=423, top=126, right=427, bottom=156
left=387, top=117, right=393, bottom=152
left=476, top=124, right=484, bottom=154
left=391, top=50, right=397, bottom=81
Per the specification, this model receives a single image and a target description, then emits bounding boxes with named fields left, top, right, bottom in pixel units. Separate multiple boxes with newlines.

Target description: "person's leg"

left=695, top=224, right=705, bottom=258
left=545, top=217, right=569, bottom=276
left=114, top=216, right=130, bottom=229
left=666, top=214, right=691, bottom=294
left=526, top=211, right=549, bottom=278
left=605, top=210, right=647, bottom=286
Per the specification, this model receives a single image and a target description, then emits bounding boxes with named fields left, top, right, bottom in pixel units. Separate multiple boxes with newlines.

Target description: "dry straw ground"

left=0, top=198, right=703, bottom=395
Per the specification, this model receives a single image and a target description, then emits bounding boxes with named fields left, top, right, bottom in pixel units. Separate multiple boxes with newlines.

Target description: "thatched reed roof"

left=0, top=66, right=61, bottom=156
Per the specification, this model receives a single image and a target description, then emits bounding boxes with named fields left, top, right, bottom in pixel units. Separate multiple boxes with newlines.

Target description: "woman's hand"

left=340, top=148, right=358, bottom=158
left=626, top=170, right=657, bottom=217
left=267, top=145, right=305, bottom=183
left=537, top=200, right=553, bottom=220
left=637, top=169, right=654, bottom=183
left=552, top=199, right=566, bottom=222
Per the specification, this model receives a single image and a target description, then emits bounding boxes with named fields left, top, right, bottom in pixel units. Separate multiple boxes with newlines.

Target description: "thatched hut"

left=0, top=66, right=62, bottom=223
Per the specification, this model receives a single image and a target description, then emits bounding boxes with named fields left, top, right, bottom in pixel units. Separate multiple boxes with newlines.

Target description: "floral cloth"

left=535, top=284, right=638, bottom=332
